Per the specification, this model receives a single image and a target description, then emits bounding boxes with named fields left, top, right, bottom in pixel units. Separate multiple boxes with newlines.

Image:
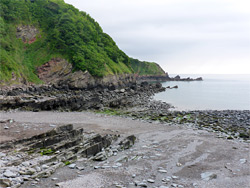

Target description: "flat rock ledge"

left=0, top=125, right=136, bottom=188
left=0, top=82, right=166, bottom=112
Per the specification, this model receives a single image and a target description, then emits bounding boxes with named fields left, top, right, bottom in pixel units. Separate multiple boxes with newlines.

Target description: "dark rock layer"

left=0, top=82, right=166, bottom=111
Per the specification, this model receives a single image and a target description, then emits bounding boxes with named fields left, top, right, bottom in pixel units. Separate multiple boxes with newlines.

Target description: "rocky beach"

left=1, top=1, right=249, bottom=187
left=0, top=82, right=249, bottom=188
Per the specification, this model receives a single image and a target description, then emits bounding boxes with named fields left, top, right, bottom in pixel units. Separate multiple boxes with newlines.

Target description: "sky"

left=64, top=0, right=250, bottom=74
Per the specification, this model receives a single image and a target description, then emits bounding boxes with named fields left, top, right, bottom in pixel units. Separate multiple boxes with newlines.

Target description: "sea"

left=153, top=74, right=250, bottom=111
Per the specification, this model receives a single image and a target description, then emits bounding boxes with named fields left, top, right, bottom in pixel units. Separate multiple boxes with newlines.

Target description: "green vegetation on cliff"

left=130, top=58, right=165, bottom=76
left=0, top=0, right=165, bottom=84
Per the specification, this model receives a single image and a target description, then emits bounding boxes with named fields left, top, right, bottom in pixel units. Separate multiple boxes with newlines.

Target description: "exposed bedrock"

left=0, top=124, right=136, bottom=188
left=0, top=81, right=166, bottom=111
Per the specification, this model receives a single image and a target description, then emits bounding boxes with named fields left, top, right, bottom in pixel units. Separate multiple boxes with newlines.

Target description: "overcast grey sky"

left=64, top=0, right=250, bottom=74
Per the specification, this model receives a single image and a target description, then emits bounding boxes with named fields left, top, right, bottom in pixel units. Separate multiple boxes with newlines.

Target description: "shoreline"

left=0, top=82, right=249, bottom=187
left=0, top=81, right=249, bottom=141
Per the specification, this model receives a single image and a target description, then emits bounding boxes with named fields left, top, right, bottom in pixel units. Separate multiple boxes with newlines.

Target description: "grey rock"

left=22, top=161, right=30, bottom=167
left=240, top=159, right=247, bottom=164
left=192, top=183, right=198, bottom=187
left=176, top=163, right=182, bottom=167
left=28, top=168, right=36, bottom=174
left=162, top=177, right=171, bottom=182
left=15, top=177, right=24, bottom=184
left=93, top=151, right=107, bottom=161
left=115, top=163, right=123, bottom=167
left=41, top=164, right=49, bottom=170
left=68, top=164, right=76, bottom=169
left=171, top=176, right=179, bottom=180
left=4, top=170, right=17, bottom=178
left=158, top=169, right=168, bottom=173
left=201, top=172, right=217, bottom=181
left=0, top=152, right=6, bottom=157
left=76, top=166, right=85, bottom=171
left=120, top=89, right=126, bottom=93
left=138, top=182, right=148, bottom=187
left=119, top=135, right=136, bottom=150
left=147, top=179, right=155, bottom=183
left=115, top=155, right=128, bottom=163
left=35, top=166, right=41, bottom=172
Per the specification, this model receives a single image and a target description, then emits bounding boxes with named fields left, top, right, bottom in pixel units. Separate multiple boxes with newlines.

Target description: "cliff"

left=0, top=0, right=166, bottom=86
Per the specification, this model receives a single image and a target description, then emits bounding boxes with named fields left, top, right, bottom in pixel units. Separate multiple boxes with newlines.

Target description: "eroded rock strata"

left=0, top=124, right=136, bottom=188
left=0, top=82, right=166, bottom=111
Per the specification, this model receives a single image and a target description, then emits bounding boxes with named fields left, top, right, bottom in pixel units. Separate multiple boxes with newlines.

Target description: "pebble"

left=162, top=177, right=171, bottom=182
left=138, top=182, right=148, bottom=187
left=68, top=164, right=76, bottom=169
left=171, top=176, right=179, bottom=180
left=41, top=165, right=49, bottom=169
left=0, top=152, right=6, bottom=157
left=76, top=166, right=85, bottom=171
left=52, top=178, right=58, bottom=181
left=22, top=161, right=30, bottom=167
left=159, top=186, right=169, bottom=188
left=176, top=163, right=182, bottom=167
left=4, top=170, right=17, bottom=178
left=158, top=169, right=168, bottom=173
left=240, top=159, right=247, bottom=164
left=201, top=172, right=217, bottom=181
left=115, top=163, right=123, bottom=167
left=147, top=179, right=155, bottom=183
left=35, top=166, right=41, bottom=172
left=4, top=126, right=9, bottom=129
left=192, top=183, right=198, bottom=187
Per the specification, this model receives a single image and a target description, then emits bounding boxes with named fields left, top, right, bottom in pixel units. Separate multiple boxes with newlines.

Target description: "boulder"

left=171, top=85, right=178, bottom=89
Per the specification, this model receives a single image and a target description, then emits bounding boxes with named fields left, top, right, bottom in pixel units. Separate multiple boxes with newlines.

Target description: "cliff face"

left=35, top=58, right=136, bottom=89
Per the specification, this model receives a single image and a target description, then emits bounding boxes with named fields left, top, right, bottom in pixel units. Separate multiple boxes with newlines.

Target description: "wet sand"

left=0, top=111, right=249, bottom=188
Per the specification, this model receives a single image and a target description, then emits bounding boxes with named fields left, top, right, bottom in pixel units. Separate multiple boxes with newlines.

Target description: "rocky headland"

left=136, top=73, right=203, bottom=82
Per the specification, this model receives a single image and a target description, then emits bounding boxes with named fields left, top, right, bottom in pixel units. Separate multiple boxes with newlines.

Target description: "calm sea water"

left=154, top=74, right=250, bottom=110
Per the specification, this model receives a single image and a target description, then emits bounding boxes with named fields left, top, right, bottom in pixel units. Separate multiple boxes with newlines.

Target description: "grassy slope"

left=130, top=58, right=166, bottom=76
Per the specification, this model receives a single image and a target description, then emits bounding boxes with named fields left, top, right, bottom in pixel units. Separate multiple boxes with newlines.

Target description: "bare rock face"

left=37, top=58, right=73, bottom=84
left=16, top=25, right=40, bottom=44
left=36, top=58, right=136, bottom=90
